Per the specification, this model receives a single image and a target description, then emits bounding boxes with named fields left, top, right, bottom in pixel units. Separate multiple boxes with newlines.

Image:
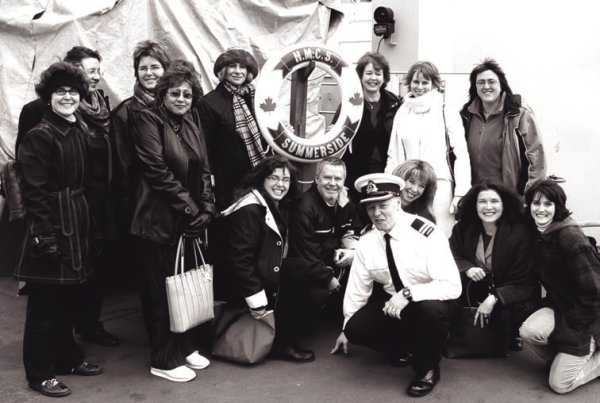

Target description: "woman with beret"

left=520, top=180, right=600, bottom=394
left=460, top=59, right=546, bottom=195
left=385, top=61, right=471, bottom=237
left=391, top=159, right=437, bottom=222
left=342, top=52, right=401, bottom=203
left=130, top=60, right=215, bottom=382
left=449, top=180, right=539, bottom=350
left=16, top=62, right=103, bottom=398
left=196, top=48, right=267, bottom=211
left=216, top=156, right=314, bottom=363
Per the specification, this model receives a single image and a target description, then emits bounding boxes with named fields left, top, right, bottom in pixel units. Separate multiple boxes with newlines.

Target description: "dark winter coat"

left=216, top=190, right=286, bottom=308
left=196, top=82, right=257, bottom=211
left=129, top=105, right=215, bottom=245
left=450, top=219, right=539, bottom=305
left=110, top=96, right=148, bottom=235
left=16, top=111, right=92, bottom=285
left=533, top=217, right=600, bottom=356
left=342, top=88, right=401, bottom=197
left=288, top=184, right=361, bottom=286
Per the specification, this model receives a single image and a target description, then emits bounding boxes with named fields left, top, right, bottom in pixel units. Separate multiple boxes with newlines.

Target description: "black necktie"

left=384, top=233, right=404, bottom=292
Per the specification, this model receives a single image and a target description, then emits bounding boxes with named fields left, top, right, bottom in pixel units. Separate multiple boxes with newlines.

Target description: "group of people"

left=11, top=39, right=600, bottom=400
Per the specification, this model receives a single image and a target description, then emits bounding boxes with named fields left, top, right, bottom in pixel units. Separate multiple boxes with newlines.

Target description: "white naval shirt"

left=343, top=213, right=462, bottom=328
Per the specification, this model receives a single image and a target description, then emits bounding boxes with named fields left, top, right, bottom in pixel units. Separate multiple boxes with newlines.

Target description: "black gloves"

left=183, top=212, right=212, bottom=238
left=31, top=233, right=60, bottom=262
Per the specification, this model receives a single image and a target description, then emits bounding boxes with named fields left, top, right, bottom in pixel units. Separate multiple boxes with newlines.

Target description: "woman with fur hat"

left=16, top=61, right=103, bottom=398
left=196, top=48, right=267, bottom=212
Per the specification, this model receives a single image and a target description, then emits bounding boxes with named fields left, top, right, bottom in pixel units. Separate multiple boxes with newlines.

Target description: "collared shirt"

left=343, top=213, right=462, bottom=327
left=466, top=95, right=505, bottom=184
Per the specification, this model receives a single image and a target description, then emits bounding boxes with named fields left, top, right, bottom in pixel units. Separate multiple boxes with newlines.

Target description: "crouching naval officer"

left=331, top=173, right=461, bottom=397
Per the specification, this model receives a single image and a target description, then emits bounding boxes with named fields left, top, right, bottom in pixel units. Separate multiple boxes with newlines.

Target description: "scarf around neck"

left=79, top=90, right=110, bottom=132
left=133, top=81, right=156, bottom=108
left=224, top=81, right=266, bottom=167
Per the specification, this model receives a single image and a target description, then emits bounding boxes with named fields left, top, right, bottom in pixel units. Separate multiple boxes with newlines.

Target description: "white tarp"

left=0, top=0, right=344, bottom=162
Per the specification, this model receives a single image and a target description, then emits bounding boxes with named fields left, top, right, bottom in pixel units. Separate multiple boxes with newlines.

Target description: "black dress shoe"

left=407, top=368, right=440, bottom=397
left=57, top=361, right=103, bottom=376
left=80, top=328, right=120, bottom=347
left=272, top=345, right=315, bottom=363
left=28, top=378, right=71, bottom=397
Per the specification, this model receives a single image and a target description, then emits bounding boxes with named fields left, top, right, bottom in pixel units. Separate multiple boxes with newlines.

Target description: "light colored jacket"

left=385, top=90, right=471, bottom=197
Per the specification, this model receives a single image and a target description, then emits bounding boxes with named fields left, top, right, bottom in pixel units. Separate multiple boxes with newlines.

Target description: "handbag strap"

left=174, top=235, right=185, bottom=276
left=191, top=238, right=208, bottom=268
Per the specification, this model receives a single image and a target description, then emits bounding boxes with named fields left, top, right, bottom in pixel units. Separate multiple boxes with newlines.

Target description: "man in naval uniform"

left=331, top=173, right=461, bottom=397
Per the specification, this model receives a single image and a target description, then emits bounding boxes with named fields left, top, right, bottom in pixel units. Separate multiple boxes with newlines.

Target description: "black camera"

left=373, top=6, right=395, bottom=38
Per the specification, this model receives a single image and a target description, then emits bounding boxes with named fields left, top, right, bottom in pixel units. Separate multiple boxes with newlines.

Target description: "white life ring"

left=254, top=44, right=363, bottom=163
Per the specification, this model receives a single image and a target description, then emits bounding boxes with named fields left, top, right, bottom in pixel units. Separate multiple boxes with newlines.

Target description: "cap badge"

left=366, top=181, right=378, bottom=194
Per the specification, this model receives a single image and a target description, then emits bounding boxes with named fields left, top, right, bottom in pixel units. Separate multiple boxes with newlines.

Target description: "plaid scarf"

left=224, top=81, right=266, bottom=166
left=133, top=81, right=156, bottom=108
left=78, top=90, right=110, bottom=132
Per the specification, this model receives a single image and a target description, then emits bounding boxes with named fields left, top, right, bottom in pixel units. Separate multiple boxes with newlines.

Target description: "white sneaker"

left=150, top=365, right=196, bottom=382
left=186, top=351, right=210, bottom=369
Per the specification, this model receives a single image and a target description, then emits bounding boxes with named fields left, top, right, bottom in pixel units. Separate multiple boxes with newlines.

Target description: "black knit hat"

left=213, top=48, right=259, bottom=79
left=35, top=61, right=89, bottom=102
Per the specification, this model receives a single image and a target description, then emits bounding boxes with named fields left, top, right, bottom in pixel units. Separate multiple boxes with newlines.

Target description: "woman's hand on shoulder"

left=466, top=267, right=486, bottom=282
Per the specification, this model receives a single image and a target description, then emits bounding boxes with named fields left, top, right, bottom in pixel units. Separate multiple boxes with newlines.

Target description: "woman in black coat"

left=130, top=60, right=215, bottom=382
left=520, top=179, right=600, bottom=394
left=450, top=180, right=540, bottom=348
left=216, top=156, right=314, bottom=363
left=196, top=48, right=266, bottom=211
left=342, top=52, right=401, bottom=203
left=17, top=62, right=102, bottom=398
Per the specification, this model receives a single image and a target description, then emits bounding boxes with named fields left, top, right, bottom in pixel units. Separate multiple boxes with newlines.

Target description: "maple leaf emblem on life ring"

left=349, top=92, right=363, bottom=106
left=366, top=181, right=378, bottom=194
left=260, top=97, right=277, bottom=113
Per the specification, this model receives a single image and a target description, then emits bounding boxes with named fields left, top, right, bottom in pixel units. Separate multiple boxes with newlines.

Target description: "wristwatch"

left=401, top=287, right=413, bottom=302
left=489, top=290, right=500, bottom=304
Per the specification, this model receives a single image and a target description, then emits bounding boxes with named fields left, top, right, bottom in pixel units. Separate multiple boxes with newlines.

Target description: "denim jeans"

left=520, top=307, right=600, bottom=394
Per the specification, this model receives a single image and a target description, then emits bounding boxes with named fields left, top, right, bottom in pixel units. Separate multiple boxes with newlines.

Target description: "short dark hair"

left=35, top=61, right=89, bottom=102
left=404, top=61, right=442, bottom=91
left=155, top=59, right=204, bottom=104
left=234, top=156, right=299, bottom=203
left=466, top=58, right=518, bottom=112
left=63, top=46, right=102, bottom=64
left=524, top=179, right=571, bottom=223
left=133, top=40, right=171, bottom=79
left=392, top=160, right=437, bottom=221
left=456, top=180, right=525, bottom=225
left=315, top=157, right=346, bottom=178
left=355, top=52, right=391, bottom=89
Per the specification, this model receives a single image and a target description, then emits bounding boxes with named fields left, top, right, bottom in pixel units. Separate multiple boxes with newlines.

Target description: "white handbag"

left=166, top=236, right=214, bottom=333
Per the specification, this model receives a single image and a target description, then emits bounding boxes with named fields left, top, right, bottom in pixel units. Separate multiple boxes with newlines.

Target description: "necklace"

left=365, top=99, right=379, bottom=110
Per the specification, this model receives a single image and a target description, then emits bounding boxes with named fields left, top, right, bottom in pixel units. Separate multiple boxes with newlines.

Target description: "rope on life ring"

left=254, top=44, right=363, bottom=163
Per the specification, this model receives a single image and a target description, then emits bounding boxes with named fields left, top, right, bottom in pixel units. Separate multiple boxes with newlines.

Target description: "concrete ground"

left=1, top=277, right=599, bottom=403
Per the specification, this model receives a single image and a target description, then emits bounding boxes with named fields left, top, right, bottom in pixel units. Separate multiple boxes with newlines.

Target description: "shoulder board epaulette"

left=411, top=218, right=434, bottom=237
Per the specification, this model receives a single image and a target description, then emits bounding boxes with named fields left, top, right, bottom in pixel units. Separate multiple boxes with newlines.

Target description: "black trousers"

left=23, top=283, right=84, bottom=383
left=73, top=271, right=103, bottom=335
left=273, top=257, right=312, bottom=347
left=345, top=287, right=457, bottom=375
left=138, top=238, right=195, bottom=370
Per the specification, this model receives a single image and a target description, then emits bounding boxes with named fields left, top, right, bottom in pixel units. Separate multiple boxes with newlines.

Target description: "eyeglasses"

left=476, top=79, right=499, bottom=87
left=167, top=90, right=193, bottom=99
left=266, top=175, right=291, bottom=184
left=54, top=88, right=80, bottom=96
left=84, top=68, right=103, bottom=77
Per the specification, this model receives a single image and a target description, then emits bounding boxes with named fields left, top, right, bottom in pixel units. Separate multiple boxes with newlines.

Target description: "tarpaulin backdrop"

left=0, top=0, right=345, bottom=163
